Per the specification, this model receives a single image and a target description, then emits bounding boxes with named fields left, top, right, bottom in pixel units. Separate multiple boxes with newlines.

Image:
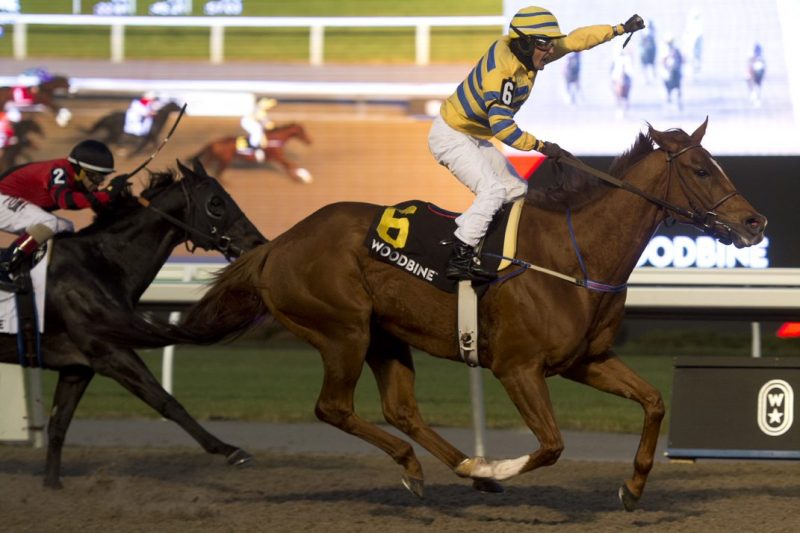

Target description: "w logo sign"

left=757, top=380, right=794, bottom=437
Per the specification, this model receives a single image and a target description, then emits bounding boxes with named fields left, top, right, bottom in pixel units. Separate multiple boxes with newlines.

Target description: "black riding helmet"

left=67, top=139, right=115, bottom=186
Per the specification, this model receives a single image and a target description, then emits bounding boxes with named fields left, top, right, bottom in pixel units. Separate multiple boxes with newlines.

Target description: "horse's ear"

left=690, top=116, right=709, bottom=144
left=176, top=159, right=193, bottom=179
left=191, top=156, right=209, bottom=178
left=647, top=123, right=682, bottom=153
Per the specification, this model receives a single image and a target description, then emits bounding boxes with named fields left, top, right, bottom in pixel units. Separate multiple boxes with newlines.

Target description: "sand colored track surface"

left=4, top=98, right=474, bottom=251
left=1, top=445, right=798, bottom=532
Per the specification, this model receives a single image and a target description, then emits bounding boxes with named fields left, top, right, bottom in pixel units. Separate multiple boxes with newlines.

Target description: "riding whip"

left=127, top=102, right=188, bottom=181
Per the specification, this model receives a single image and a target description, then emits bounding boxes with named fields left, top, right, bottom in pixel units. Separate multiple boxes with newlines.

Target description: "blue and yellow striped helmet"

left=509, top=6, right=565, bottom=39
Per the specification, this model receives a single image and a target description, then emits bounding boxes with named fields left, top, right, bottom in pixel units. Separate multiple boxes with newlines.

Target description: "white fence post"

left=13, top=21, right=27, bottom=60
left=469, top=366, right=486, bottom=456
left=110, top=23, right=124, bottom=63
left=751, top=321, right=762, bottom=358
left=309, top=24, right=324, bottom=66
left=210, top=25, right=224, bottom=64
left=415, top=23, right=430, bottom=66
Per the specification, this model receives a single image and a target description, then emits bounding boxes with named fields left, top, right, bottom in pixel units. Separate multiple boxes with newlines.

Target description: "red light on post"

left=777, top=322, right=800, bottom=338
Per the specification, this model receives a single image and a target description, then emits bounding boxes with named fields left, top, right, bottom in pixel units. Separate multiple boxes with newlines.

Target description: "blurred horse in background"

left=192, top=123, right=313, bottom=184
left=85, top=101, right=182, bottom=157
left=0, top=119, right=44, bottom=171
left=0, top=75, right=73, bottom=127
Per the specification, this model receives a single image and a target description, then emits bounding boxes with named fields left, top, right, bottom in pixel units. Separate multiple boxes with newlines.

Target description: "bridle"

left=136, top=180, right=243, bottom=261
left=558, top=145, right=739, bottom=244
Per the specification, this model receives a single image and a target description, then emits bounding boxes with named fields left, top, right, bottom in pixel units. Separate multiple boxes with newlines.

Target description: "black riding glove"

left=105, top=173, right=130, bottom=199
left=622, top=15, right=645, bottom=34
left=539, top=141, right=572, bottom=160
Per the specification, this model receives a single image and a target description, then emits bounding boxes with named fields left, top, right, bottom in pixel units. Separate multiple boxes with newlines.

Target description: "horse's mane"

left=78, top=170, right=178, bottom=235
left=526, top=131, right=657, bottom=211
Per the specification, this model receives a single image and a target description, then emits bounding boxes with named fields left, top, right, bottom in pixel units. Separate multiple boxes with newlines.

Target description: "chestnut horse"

left=121, top=120, right=766, bottom=510
left=191, top=123, right=313, bottom=183
left=0, top=76, right=72, bottom=126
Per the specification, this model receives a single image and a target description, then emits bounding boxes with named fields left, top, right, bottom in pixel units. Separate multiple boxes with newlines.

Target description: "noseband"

left=137, top=181, right=242, bottom=260
left=665, top=144, right=738, bottom=244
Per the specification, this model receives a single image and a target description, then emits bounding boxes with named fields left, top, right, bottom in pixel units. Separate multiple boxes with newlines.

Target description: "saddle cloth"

left=364, top=199, right=523, bottom=294
left=0, top=245, right=48, bottom=334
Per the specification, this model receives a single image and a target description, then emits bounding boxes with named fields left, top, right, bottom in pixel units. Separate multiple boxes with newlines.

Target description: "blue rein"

left=484, top=207, right=627, bottom=294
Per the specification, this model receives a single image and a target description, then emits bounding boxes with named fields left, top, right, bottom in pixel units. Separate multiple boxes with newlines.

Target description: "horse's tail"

left=83, top=115, right=105, bottom=135
left=176, top=244, right=272, bottom=344
left=97, top=245, right=272, bottom=349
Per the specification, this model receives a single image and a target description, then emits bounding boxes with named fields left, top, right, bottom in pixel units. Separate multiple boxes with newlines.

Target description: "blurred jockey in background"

left=124, top=91, right=165, bottom=137
left=240, top=97, right=277, bottom=162
left=0, top=111, right=18, bottom=149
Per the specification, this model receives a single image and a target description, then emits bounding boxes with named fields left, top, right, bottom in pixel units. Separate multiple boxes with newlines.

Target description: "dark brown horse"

left=121, top=120, right=766, bottom=510
left=0, top=161, right=266, bottom=489
left=191, top=123, right=313, bottom=183
left=0, top=76, right=72, bottom=126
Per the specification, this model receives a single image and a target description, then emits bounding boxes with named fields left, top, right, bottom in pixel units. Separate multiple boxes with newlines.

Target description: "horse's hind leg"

left=312, top=337, right=428, bottom=497
left=365, top=332, right=502, bottom=493
left=44, top=365, right=94, bottom=489
left=561, top=352, right=664, bottom=511
left=91, top=346, right=251, bottom=466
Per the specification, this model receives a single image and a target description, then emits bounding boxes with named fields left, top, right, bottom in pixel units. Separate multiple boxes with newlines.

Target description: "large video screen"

left=503, top=0, right=799, bottom=156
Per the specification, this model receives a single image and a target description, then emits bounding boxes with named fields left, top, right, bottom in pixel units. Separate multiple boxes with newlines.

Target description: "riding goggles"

left=532, top=37, right=555, bottom=51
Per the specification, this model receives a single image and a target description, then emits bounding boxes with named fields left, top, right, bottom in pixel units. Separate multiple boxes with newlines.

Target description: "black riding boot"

left=0, top=232, right=38, bottom=285
left=445, top=239, right=496, bottom=282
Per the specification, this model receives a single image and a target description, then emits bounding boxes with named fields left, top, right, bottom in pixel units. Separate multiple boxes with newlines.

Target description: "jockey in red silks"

left=0, top=140, right=129, bottom=283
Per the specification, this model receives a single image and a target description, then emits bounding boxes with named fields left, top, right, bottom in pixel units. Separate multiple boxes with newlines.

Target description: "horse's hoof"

left=226, top=448, right=252, bottom=466
left=618, top=483, right=639, bottom=512
left=294, top=168, right=313, bottom=184
left=472, top=478, right=504, bottom=493
left=401, top=473, right=425, bottom=499
left=43, top=478, right=63, bottom=490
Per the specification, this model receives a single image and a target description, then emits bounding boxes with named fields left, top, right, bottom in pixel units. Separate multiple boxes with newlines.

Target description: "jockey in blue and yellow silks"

left=429, top=6, right=645, bottom=281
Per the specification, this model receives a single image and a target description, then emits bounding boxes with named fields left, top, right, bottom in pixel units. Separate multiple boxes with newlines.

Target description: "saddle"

left=364, top=199, right=523, bottom=296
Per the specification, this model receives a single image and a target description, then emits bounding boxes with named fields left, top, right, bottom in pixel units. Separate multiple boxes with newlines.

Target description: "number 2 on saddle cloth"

left=364, top=199, right=523, bottom=296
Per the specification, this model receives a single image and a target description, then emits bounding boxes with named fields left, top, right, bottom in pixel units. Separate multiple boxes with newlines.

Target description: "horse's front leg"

left=455, top=361, right=565, bottom=482
left=90, top=344, right=251, bottom=466
left=44, top=364, right=94, bottom=489
left=267, top=150, right=312, bottom=184
left=562, top=352, right=665, bottom=511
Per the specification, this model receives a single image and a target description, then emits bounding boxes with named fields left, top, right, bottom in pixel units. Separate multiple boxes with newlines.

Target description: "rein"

left=484, top=146, right=739, bottom=292
left=136, top=188, right=241, bottom=260
left=558, top=147, right=737, bottom=241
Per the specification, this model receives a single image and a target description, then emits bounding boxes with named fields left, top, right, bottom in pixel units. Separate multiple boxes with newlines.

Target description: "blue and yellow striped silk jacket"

left=440, top=25, right=620, bottom=152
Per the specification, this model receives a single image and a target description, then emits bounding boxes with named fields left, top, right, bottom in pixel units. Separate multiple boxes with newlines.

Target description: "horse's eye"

left=206, top=195, right=226, bottom=218
left=695, top=168, right=709, bottom=178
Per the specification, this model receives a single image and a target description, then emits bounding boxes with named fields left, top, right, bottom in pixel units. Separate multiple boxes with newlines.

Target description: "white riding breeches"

left=241, top=116, right=266, bottom=149
left=124, top=110, right=153, bottom=137
left=0, top=194, right=75, bottom=236
left=428, top=115, right=528, bottom=247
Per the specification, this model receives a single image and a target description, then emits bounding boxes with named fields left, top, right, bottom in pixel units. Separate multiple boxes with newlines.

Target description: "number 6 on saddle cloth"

left=364, top=199, right=524, bottom=296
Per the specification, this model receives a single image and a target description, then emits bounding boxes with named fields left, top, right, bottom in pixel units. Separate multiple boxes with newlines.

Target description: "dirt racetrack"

left=5, top=98, right=475, bottom=251
left=1, top=445, right=798, bottom=532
